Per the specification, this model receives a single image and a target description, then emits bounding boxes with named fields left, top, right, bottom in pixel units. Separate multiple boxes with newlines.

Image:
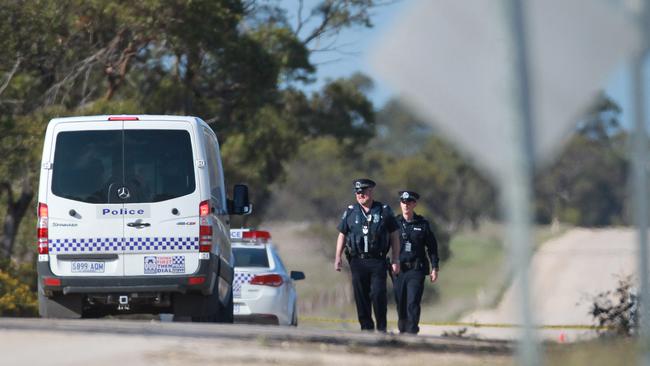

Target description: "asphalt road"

left=0, top=317, right=513, bottom=366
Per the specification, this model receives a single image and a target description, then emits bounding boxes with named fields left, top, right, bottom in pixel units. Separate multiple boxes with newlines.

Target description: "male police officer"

left=393, top=190, right=439, bottom=334
left=335, top=178, right=400, bottom=332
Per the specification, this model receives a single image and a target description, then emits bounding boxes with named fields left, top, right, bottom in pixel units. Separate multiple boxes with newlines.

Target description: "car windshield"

left=233, top=247, right=270, bottom=268
left=51, top=129, right=195, bottom=203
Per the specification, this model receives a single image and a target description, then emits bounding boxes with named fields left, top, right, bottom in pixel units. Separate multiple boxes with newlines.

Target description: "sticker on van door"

left=144, top=255, right=185, bottom=274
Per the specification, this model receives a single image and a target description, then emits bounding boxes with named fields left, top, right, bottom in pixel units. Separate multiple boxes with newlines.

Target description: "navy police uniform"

left=338, top=179, right=399, bottom=331
left=393, top=191, right=439, bottom=334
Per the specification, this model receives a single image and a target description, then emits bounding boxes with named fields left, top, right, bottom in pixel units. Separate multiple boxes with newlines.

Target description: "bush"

left=590, top=275, right=637, bottom=337
left=0, top=259, right=37, bottom=317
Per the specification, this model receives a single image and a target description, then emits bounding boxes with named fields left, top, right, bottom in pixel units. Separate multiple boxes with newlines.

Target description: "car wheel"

left=291, top=305, right=298, bottom=327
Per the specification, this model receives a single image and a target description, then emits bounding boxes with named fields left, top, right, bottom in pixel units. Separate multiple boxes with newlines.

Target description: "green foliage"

left=534, top=96, right=628, bottom=227
left=0, top=0, right=379, bottom=255
left=0, top=259, right=37, bottom=317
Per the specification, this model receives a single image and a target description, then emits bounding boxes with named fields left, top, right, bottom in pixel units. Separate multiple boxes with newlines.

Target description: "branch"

left=44, top=49, right=105, bottom=106
left=301, top=2, right=338, bottom=45
left=295, top=0, right=306, bottom=35
left=0, top=56, right=22, bottom=97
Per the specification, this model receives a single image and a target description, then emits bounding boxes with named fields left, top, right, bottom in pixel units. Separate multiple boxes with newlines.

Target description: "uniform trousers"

left=349, top=257, right=387, bottom=331
left=394, top=267, right=426, bottom=334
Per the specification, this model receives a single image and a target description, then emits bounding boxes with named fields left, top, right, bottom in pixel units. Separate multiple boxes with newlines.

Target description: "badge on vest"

left=405, top=241, right=412, bottom=252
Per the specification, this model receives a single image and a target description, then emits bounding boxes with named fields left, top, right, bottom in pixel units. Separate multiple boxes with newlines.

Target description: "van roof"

left=48, top=115, right=205, bottom=125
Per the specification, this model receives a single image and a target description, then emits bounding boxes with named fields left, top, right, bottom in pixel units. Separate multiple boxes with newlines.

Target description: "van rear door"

left=47, top=121, right=125, bottom=277
left=121, top=121, right=201, bottom=276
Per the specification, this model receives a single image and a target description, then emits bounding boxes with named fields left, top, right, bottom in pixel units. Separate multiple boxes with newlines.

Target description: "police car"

left=231, top=229, right=304, bottom=326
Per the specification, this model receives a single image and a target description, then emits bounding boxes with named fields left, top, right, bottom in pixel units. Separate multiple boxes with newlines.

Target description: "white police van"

left=36, top=115, right=251, bottom=321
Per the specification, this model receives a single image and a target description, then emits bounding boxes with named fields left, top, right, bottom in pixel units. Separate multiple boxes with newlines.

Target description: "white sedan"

left=231, top=229, right=305, bottom=326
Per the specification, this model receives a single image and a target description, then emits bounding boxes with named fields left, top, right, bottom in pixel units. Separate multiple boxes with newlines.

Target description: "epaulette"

left=341, top=205, right=355, bottom=220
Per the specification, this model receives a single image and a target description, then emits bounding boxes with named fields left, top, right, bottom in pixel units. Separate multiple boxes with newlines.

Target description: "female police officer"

left=393, top=190, right=439, bottom=334
left=334, top=178, right=400, bottom=332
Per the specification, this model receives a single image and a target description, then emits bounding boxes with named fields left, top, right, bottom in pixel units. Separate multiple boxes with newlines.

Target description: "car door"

left=47, top=121, right=125, bottom=277
left=271, top=249, right=294, bottom=317
left=121, top=120, right=202, bottom=276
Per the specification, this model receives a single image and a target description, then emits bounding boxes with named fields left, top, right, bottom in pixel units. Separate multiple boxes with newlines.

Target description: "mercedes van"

left=36, top=115, right=251, bottom=321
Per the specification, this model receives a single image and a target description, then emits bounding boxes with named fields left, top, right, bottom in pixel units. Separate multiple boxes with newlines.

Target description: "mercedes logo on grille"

left=117, top=187, right=130, bottom=200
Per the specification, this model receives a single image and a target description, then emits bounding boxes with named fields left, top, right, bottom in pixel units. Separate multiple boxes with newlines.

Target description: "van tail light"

left=199, top=200, right=212, bottom=252
left=199, top=200, right=210, bottom=217
left=250, top=274, right=283, bottom=287
left=38, top=203, right=49, bottom=255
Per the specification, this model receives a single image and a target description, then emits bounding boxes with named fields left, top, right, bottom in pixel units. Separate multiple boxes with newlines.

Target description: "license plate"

left=234, top=303, right=241, bottom=315
left=71, top=261, right=105, bottom=273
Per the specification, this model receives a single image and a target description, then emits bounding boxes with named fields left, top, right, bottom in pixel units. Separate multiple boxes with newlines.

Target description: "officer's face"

left=400, top=199, right=417, bottom=213
left=355, top=188, right=373, bottom=205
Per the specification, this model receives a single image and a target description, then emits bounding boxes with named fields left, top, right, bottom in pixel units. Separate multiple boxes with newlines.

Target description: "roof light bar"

left=242, top=230, right=271, bottom=240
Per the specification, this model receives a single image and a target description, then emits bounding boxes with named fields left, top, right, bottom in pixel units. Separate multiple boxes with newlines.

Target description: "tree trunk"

left=0, top=178, right=34, bottom=258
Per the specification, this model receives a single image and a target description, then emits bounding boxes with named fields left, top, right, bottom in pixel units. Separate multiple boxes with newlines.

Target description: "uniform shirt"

left=396, top=213, right=439, bottom=270
left=338, top=201, right=399, bottom=256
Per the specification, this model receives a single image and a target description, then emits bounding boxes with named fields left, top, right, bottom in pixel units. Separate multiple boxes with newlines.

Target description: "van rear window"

left=51, top=130, right=195, bottom=203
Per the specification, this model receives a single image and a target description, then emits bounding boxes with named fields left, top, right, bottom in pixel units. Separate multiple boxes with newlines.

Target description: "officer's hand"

left=430, top=269, right=438, bottom=283
left=335, top=257, right=342, bottom=272
left=392, top=262, right=400, bottom=275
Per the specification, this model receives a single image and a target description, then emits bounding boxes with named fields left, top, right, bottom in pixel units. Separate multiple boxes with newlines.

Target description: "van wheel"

left=216, top=289, right=233, bottom=323
left=190, top=290, right=220, bottom=323
left=38, top=283, right=82, bottom=319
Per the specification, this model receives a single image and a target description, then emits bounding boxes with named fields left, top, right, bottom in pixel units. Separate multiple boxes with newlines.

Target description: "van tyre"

left=216, top=289, right=233, bottom=323
left=38, top=283, right=83, bottom=319
left=190, top=289, right=220, bottom=323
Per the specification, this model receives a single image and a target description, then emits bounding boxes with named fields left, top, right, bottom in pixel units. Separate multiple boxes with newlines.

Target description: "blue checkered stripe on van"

left=124, top=237, right=199, bottom=252
left=49, top=238, right=123, bottom=253
left=48, top=237, right=199, bottom=253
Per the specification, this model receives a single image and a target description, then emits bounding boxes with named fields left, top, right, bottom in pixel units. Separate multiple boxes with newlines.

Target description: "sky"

left=286, top=0, right=410, bottom=107
left=290, top=0, right=636, bottom=128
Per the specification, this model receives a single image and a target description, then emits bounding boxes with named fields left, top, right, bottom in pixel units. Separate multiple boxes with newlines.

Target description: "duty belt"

left=401, top=259, right=422, bottom=271
left=356, top=253, right=384, bottom=259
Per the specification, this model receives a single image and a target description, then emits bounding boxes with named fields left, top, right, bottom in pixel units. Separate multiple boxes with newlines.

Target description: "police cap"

left=353, top=178, right=376, bottom=193
left=399, top=190, right=420, bottom=202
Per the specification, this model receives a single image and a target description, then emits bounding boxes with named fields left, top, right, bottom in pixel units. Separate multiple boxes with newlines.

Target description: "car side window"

left=203, top=128, right=226, bottom=213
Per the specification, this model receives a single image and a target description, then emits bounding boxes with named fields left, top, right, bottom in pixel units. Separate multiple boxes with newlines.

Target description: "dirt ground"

left=263, top=223, right=639, bottom=342
left=458, top=227, right=638, bottom=341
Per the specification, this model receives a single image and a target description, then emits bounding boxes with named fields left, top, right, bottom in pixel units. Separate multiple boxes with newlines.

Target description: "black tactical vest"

left=344, top=202, right=390, bottom=258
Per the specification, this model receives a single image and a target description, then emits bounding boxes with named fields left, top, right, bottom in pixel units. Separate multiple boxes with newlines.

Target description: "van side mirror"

left=229, top=184, right=252, bottom=215
left=290, top=271, right=305, bottom=281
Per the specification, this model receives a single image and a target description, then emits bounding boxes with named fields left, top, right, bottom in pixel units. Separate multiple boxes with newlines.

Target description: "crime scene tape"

left=299, top=317, right=608, bottom=330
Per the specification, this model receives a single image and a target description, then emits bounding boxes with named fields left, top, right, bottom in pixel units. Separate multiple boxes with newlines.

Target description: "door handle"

left=127, top=222, right=151, bottom=228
